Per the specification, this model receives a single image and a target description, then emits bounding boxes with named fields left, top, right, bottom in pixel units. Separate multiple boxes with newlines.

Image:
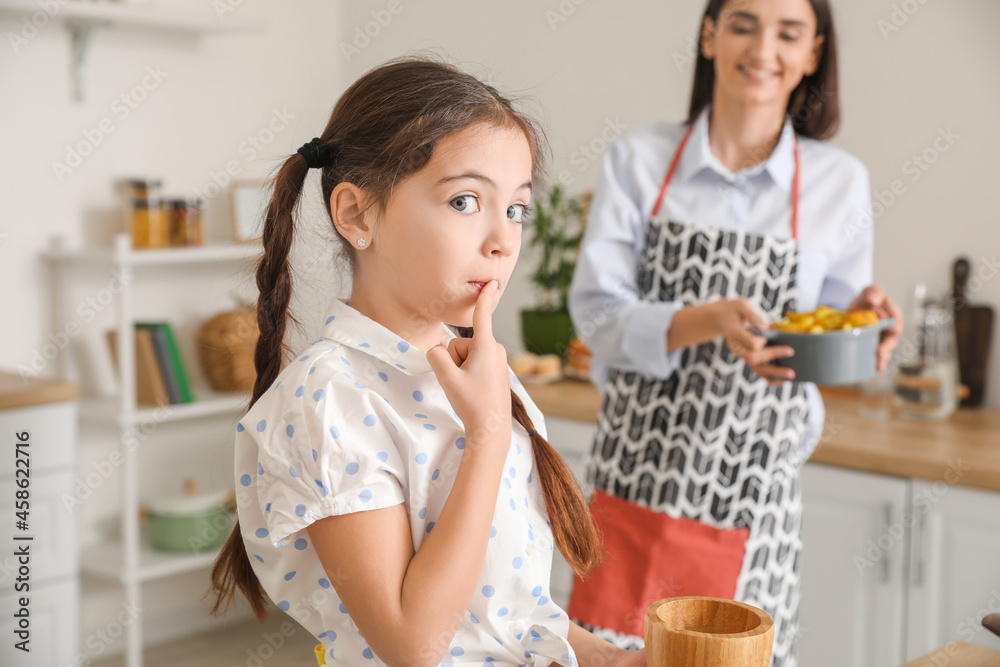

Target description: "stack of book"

left=107, top=322, right=194, bottom=406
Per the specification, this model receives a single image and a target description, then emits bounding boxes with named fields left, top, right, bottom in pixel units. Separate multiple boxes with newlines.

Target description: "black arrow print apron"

left=567, top=123, right=810, bottom=667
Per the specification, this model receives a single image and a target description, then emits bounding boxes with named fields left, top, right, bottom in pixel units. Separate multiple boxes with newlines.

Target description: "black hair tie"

left=297, top=137, right=331, bottom=169
left=527, top=429, right=537, bottom=438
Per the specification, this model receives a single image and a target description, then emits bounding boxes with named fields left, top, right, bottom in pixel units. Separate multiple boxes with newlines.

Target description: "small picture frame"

left=230, top=180, right=270, bottom=243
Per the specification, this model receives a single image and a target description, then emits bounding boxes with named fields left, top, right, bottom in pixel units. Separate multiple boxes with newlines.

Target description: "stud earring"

left=357, top=238, right=366, bottom=247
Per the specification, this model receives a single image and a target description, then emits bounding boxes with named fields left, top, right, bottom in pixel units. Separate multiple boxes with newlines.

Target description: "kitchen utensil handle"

left=953, top=257, right=970, bottom=304
left=880, top=502, right=893, bottom=584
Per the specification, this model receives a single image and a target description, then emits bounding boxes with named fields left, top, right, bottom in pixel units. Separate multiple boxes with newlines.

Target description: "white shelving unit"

left=42, top=232, right=263, bottom=667
left=0, top=0, right=262, bottom=101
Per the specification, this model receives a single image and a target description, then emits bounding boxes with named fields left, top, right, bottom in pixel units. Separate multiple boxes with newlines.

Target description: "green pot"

left=146, top=490, right=233, bottom=552
left=520, top=308, right=575, bottom=359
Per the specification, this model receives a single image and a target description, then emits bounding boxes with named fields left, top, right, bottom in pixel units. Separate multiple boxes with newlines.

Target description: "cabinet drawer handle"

left=913, top=505, right=927, bottom=587
left=879, top=502, right=892, bottom=584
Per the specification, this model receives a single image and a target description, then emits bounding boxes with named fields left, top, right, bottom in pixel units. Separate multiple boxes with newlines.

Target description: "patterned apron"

left=567, top=124, right=810, bottom=667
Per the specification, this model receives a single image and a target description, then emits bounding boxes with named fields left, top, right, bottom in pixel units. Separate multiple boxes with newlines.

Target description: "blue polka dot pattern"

left=233, top=300, right=574, bottom=663
left=277, top=601, right=290, bottom=611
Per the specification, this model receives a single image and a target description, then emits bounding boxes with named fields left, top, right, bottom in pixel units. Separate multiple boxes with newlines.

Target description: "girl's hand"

left=848, top=284, right=904, bottom=372
left=714, top=298, right=796, bottom=386
left=611, top=647, right=648, bottom=667
left=426, top=279, right=512, bottom=441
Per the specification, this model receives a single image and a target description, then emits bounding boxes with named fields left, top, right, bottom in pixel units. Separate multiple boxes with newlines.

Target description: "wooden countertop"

left=521, top=378, right=1000, bottom=494
left=899, top=641, right=1000, bottom=666
left=0, top=371, right=79, bottom=410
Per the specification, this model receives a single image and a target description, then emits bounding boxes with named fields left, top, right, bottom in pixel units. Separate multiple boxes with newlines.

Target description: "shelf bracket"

left=66, top=19, right=107, bottom=103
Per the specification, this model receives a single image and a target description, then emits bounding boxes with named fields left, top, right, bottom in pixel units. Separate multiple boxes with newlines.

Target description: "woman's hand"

left=713, top=298, right=796, bottom=386
left=426, top=280, right=511, bottom=445
left=848, top=284, right=904, bottom=372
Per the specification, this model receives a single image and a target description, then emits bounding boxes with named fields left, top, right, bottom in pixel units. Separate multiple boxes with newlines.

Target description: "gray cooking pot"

left=754, top=318, right=896, bottom=385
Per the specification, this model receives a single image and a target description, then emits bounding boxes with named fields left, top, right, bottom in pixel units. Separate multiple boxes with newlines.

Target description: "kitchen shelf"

left=0, top=0, right=262, bottom=101
left=79, top=389, right=250, bottom=426
left=0, top=0, right=261, bottom=32
left=42, top=237, right=263, bottom=266
left=43, top=232, right=257, bottom=667
left=81, top=523, right=223, bottom=584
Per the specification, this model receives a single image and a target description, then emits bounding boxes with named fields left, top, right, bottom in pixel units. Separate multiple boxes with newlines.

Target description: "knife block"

left=644, top=596, right=774, bottom=667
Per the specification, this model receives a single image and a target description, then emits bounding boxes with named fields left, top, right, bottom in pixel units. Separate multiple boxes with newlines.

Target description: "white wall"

left=2, top=0, right=999, bottom=662
left=341, top=0, right=1000, bottom=407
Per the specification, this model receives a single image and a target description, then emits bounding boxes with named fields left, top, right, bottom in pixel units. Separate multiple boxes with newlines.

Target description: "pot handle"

left=876, top=317, right=897, bottom=332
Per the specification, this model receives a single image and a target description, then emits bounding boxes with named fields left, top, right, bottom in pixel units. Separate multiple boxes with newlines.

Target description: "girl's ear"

left=701, top=15, right=717, bottom=60
left=804, top=34, right=825, bottom=76
left=330, top=182, right=373, bottom=247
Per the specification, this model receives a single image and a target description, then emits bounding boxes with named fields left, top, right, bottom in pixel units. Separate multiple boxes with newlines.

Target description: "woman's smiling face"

left=347, top=122, right=533, bottom=347
left=702, top=0, right=825, bottom=110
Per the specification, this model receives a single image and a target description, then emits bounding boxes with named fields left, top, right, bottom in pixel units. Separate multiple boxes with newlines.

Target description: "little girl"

left=206, top=58, right=646, bottom=667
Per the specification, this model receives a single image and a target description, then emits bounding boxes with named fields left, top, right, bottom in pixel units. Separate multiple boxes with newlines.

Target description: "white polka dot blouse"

left=235, top=296, right=579, bottom=667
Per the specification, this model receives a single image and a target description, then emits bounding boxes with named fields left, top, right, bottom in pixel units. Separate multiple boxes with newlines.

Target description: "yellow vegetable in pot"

left=771, top=307, right=878, bottom=333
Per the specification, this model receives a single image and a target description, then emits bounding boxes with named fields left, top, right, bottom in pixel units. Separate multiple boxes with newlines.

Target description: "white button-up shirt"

left=235, top=296, right=578, bottom=667
left=569, top=108, right=874, bottom=458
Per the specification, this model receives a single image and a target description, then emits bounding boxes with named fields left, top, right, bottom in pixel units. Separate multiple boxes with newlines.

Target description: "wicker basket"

left=196, top=307, right=258, bottom=393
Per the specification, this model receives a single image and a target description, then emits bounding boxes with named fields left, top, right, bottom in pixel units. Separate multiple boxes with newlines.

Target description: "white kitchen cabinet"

left=905, top=481, right=1000, bottom=659
left=798, top=463, right=909, bottom=667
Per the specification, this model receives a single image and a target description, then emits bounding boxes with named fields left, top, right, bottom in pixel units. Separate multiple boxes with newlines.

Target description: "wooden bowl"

left=644, top=596, right=774, bottom=667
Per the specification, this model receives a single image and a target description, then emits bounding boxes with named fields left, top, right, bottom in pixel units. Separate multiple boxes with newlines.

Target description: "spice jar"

left=129, top=198, right=167, bottom=249
left=164, top=197, right=203, bottom=247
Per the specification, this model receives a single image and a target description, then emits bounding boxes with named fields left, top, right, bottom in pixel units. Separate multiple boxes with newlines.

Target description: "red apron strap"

left=650, top=123, right=696, bottom=219
left=650, top=122, right=800, bottom=241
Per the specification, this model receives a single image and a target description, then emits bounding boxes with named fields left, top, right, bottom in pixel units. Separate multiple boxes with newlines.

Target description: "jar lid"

left=120, top=178, right=163, bottom=188
left=145, top=488, right=230, bottom=516
left=163, top=196, right=203, bottom=208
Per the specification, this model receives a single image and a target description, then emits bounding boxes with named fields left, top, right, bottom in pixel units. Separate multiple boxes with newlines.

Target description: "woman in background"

left=566, top=1, right=902, bottom=665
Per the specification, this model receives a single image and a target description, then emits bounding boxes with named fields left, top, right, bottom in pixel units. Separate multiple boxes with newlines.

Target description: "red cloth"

left=566, top=489, right=750, bottom=637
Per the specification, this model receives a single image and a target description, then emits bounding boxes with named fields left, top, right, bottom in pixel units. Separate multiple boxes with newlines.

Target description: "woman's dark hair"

left=687, top=0, right=839, bottom=140
left=206, top=57, right=602, bottom=621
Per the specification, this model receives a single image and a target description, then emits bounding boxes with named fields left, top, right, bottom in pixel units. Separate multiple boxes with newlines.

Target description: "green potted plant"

left=520, top=185, right=590, bottom=359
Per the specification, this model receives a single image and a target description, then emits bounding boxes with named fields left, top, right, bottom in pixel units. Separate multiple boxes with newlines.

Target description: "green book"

left=136, top=321, right=194, bottom=403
